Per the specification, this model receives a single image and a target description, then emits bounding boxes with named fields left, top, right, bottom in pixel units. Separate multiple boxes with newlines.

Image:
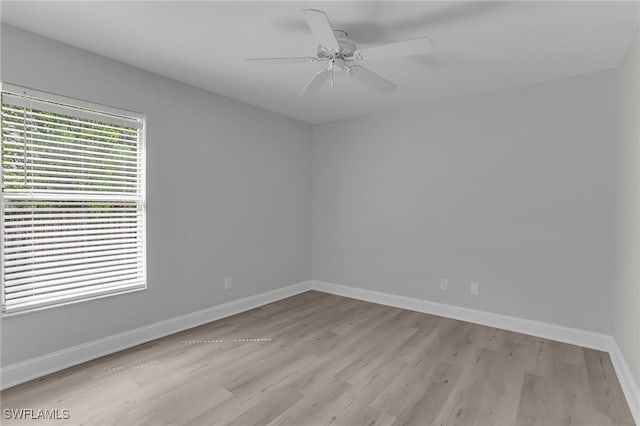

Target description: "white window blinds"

left=1, top=84, right=146, bottom=314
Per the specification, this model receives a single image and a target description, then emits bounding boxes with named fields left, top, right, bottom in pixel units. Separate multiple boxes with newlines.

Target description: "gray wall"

left=0, top=23, right=634, bottom=370
left=0, top=25, right=312, bottom=366
left=312, top=70, right=618, bottom=333
left=614, top=29, right=640, bottom=385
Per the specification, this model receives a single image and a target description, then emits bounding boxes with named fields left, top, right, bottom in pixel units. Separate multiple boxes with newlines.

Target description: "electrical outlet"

left=224, top=277, right=232, bottom=290
left=440, top=278, right=448, bottom=291
left=470, top=282, right=479, bottom=295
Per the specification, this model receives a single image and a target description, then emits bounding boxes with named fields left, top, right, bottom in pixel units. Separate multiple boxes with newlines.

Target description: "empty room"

left=0, top=1, right=639, bottom=425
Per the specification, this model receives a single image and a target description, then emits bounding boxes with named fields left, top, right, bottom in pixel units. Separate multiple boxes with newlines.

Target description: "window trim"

left=0, top=82, right=147, bottom=316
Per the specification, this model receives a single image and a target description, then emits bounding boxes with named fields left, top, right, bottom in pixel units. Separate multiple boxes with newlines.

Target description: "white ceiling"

left=2, top=1, right=638, bottom=123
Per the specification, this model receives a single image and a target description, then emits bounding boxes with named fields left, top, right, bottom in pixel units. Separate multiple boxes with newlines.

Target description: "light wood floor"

left=1, top=291, right=635, bottom=426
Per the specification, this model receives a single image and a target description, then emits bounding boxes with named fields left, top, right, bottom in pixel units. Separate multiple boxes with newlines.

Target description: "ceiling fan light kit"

left=245, top=9, right=433, bottom=96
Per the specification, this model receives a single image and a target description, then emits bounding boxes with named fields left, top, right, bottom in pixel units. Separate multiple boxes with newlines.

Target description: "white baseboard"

left=310, top=281, right=611, bottom=350
left=1, top=280, right=313, bottom=390
left=608, top=339, right=640, bottom=424
left=310, top=280, right=639, bottom=425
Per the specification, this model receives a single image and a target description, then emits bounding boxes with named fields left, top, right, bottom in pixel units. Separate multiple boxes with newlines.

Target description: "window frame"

left=0, top=82, right=147, bottom=316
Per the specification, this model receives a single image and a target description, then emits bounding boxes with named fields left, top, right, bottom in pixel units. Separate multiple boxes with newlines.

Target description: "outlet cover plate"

left=440, top=279, right=448, bottom=291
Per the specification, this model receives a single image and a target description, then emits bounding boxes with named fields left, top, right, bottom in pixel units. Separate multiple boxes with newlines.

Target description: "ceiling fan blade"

left=348, top=66, right=397, bottom=93
left=245, top=57, right=320, bottom=65
left=298, top=69, right=330, bottom=96
left=302, top=9, right=340, bottom=51
left=356, top=37, right=433, bottom=62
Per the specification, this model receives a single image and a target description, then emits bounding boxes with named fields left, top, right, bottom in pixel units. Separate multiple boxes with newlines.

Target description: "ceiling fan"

left=245, top=9, right=433, bottom=96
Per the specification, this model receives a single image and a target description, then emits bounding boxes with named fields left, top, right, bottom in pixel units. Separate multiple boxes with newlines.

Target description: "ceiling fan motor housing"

left=317, top=30, right=357, bottom=62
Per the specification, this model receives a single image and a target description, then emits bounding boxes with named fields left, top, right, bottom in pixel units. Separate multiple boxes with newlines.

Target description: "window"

left=1, top=84, right=146, bottom=314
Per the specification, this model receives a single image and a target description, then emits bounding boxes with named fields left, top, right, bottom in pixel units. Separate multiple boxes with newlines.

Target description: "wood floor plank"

left=430, top=347, right=498, bottom=426
left=400, top=361, right=464, bottom=426
left=317, top=356, right=406, bottom=425
left=474, top=339, right=529, bottom=426
left=584, top=349, right=636, bottom=426
left=265, top=379, right=352, bottom=426
left=1, top=291, right=634, bottom=426
left=514, top=372, right=554, bottom=426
